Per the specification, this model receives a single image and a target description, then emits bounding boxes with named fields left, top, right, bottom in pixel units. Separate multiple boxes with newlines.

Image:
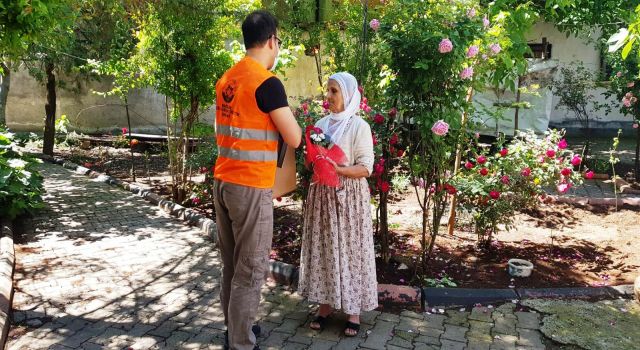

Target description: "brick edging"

left=34, top=153, right=638, bottom=310
left=0, top=218, right=16, bottom=349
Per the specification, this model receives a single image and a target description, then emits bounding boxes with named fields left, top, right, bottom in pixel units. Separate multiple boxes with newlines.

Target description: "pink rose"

left=546, top=149, right=556, bottom=158
left=122, top=127, right=129, bottom=134
left=322, top=100, right=330, bottom=110
left=477, top=155, right=487, bottom=164
left=467, top=45, right=479, bottom=58
left=585, top=171, right=594, bottom=179
left=521, top=167, right=531, bottom=177
left=489, top=190, right=500, bottom=199
left=499, top=148, right=508, bottom=157
left=369, top=19, right=380, bottom=31
left=465, top=161, right=474, bottom=169
left=192, top=197, right=201, bottom=205
left=570, top=155, right=582, bottom=166
left=623, top=98, right=632, bottom=107
left=489, top=43, right=501, bottom=55
left=628, top=82, right=635, bottom=88
left=501, top=175, right=510, bottom=184
left=364, top=105, right=372, bottom=113
left=483, top=16, right=490, bottom=28
left=557, top=183, right=572, bottom=194
left=558, top=139, right=568, bottom=149
left=388, top=107, right=398, bottom=118
left=467, top=8, right=476, bottom=18
left=372, top=134, right=378, bottom=145
left=431, top=120, right=449, bottom=136
left=460, top=67, right=474, bottom=80
left=439, top=38, right=453, bottom=53
left=616, top=72, right=623, bottom=78
left=633, top=123, right=639, bottom=129
left=301, top=102, right=309, bottom=115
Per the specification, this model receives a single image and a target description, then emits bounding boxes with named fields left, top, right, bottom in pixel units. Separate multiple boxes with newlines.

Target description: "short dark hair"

left=242, top=10, right=279, bottom=49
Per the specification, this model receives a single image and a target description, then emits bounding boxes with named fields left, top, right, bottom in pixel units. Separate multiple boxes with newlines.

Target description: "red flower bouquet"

left=304, top=125, right=347, bottom=187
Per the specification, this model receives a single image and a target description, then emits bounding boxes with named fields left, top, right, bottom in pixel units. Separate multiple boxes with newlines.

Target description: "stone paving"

left=7, top=162, right=553, bottom=349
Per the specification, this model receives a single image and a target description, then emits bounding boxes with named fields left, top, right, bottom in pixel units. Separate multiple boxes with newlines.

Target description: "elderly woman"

left=298, top=72, right=377, bottom=337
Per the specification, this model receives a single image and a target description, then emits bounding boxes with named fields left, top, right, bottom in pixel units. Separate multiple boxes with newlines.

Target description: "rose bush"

left=453, top=129, right=584, bottom=247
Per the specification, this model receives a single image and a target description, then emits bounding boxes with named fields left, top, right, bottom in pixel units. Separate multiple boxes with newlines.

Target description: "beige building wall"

left=5, top=55, right=321, bottom=134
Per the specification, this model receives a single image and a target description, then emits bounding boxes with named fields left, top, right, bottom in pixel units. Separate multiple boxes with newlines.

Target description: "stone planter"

left=508, top=259, right=534, bottom=277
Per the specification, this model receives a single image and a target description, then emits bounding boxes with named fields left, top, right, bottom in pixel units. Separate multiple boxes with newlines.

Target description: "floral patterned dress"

left=298, top=116, right=378, bottom=315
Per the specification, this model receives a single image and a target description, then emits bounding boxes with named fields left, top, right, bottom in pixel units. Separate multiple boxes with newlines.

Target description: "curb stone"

left=0, top=218, right=16, bottom=349
left=32, top=152, right=637, bottom=310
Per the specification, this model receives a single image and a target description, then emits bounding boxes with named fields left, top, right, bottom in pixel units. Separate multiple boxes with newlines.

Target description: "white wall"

left=526, top=22, right=630, bottom=130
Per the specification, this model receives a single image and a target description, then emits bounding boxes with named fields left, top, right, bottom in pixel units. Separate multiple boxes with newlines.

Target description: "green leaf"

left=622, top=36, right=636, bottom=59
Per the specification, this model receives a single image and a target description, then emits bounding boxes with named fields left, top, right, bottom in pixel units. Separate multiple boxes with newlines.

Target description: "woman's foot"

left=344, top=314, right=360, bottom=337
left=309, top=304, right=333, bottom=330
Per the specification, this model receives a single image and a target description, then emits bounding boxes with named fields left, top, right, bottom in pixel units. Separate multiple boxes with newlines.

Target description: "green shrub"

left=0, top=127, right=45, bottom=219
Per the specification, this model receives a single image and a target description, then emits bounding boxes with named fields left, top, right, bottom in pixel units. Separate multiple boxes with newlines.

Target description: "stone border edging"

left=0, top=218, right=16, bottom=350
left=548, top=195, right=640, bottom=207
left=34, top=153, right=638, bottom=310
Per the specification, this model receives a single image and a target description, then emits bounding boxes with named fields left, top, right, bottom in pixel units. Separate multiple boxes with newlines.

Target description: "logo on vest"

left=222, top=80, right=238, bottom=103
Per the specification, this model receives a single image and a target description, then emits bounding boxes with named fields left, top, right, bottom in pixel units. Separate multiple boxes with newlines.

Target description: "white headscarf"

left=317, top=72, right=361, bottom=146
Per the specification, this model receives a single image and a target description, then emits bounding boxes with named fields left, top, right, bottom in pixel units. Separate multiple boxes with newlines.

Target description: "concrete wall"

left=5, top=22, right=634, bottom=134
left=5, top=54, right=322, bottom=134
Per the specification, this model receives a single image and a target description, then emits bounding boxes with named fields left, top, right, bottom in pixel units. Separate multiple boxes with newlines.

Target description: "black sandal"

left=344, top=321, right=360, bottom=337
left=309, top=315, right=329, bottom=331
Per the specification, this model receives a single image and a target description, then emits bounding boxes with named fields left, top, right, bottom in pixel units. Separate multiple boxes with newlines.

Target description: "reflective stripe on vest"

left=218, top=146, right=278, bottom=162
left=216, top=124, right=280, bottom=142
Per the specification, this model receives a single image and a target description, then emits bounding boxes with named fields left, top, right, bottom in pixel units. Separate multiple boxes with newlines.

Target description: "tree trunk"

left=379, top=191, right=389, bottom=263
left=635, top=124, right=639, bottom=182
left=43, top=62, right=56, bottom=156
left=125, top=96, right=136, bottom=182
left=447, top=88, right=474, bottom=235
left=0, top=61, right=10, bottom=126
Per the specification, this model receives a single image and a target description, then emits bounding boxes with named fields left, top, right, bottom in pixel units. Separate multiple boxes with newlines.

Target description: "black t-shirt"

left=255, top=76, right=289, bottom=113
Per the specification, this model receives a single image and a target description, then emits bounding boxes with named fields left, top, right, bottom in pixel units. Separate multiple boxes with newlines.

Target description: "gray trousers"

left=213, top=180, right=273, bottom=350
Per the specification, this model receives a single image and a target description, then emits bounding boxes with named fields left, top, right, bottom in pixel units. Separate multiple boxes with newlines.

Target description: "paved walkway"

left=8, top=162, right=553, bottom=349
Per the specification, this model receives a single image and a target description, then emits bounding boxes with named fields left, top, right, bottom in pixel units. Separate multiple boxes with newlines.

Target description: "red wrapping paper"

left=305, top=126, right=348, bottom=187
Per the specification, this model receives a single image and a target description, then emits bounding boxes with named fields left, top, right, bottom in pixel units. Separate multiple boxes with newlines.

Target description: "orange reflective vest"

left=214, top=57, right=280, bottom=188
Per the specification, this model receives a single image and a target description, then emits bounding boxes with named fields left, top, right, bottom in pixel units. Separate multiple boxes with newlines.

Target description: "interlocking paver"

left=5, top=162, right=555, bottom=350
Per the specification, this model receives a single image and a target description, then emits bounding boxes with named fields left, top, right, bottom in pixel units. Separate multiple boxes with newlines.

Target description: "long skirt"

left=298, top=176, right=378, bottom=315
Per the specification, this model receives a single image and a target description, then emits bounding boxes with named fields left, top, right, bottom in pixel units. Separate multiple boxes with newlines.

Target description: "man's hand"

left=270, top=107, right=301, bottom=148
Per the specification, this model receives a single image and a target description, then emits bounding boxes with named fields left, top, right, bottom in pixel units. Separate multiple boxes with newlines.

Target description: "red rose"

left=489, top=190, right=500, bottom=199
left=561, top=168, right=572, bottom=176
left=464, top=161, right=474, bottom=169
left=390, top=133, right=399, bottom=145
left=477, top=155, right=487, bottom=164
left=499, top=148, right=508, bottom=157
left=479, top=168, right=489, bottom=176
left=380, top=181, right=390, bottom=193
left=397, top=149, right=404, bottom=157
left=388, top=107, right=398, bottom=118
left=521, top=167, right=531, bottom=177
left=372, top=134, right=378, bottom=146
left=546, top=149, right=556, bottom=158
left=373, top=114, right=385, bottom=124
